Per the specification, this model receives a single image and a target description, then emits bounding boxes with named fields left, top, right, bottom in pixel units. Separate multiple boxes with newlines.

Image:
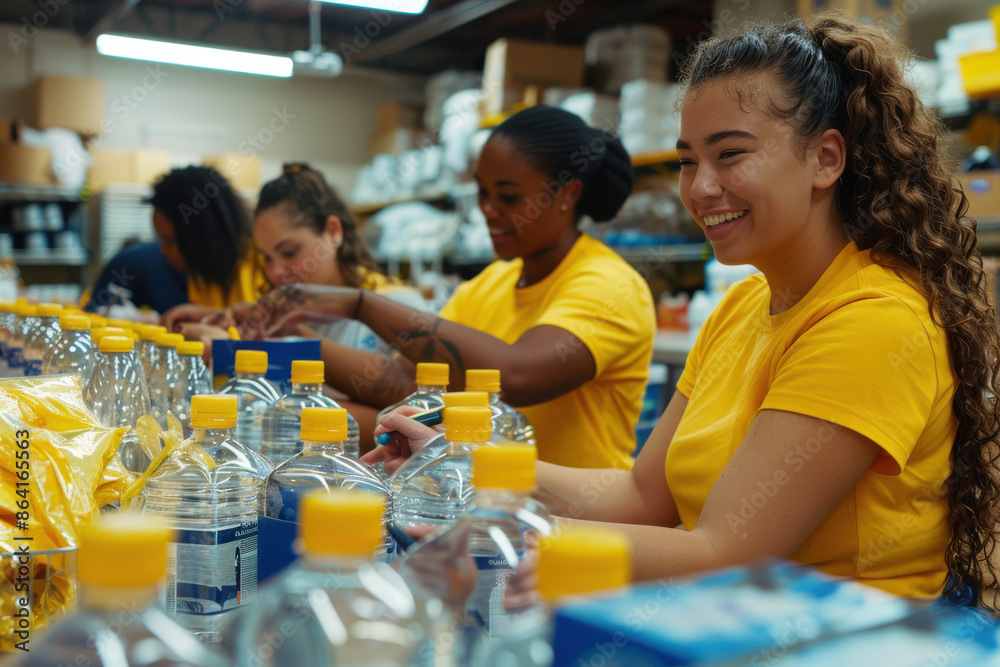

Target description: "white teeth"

left=704, top=210, right=748, bottom=227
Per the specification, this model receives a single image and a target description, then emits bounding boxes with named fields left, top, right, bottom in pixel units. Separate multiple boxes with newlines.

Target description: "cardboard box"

left=481, top=38, right=585, bottom=117
left=958, top=171, right=1000, bottom=221
left=131, top=149, right=171, bottom=186
left=34, top=75, right=106, bottom=136
left=0, top=144, right=52, bottom=184
left=368, top=127, right=416, bottom=157
left=88, top=148, right=132, bottom=192
left=376, top=101, right=420, bottom=134
left=202, top=153, right=260, bottom=192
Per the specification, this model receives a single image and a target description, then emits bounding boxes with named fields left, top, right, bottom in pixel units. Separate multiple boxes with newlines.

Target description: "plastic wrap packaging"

left=0, top=374, right=128, bottom=650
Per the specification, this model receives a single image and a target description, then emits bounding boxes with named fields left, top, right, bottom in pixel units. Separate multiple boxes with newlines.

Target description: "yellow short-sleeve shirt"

left=187, top=247, right=270, bottom=309
left=438, top=234, right=655, bottom=469
left=671, top=242, right=955, bottom=599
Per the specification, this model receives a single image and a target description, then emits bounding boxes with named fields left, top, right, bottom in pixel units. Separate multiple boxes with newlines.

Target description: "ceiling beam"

left=352, top=0, right=522, bottom=63
left=83, top=0, right=143, bottom=41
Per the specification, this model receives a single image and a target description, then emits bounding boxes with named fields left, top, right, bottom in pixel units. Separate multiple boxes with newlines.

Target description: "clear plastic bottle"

left=0, top=301, right=17, bottom=373
left=376, top=361, right=449, bottom=423
left=136, top=323, right=167, bottom=376
left=230, top=489, right=446, bottom=667
left=24, top=303, right=63, bottom=376
left=217, top=350, right=281, bottom=454
left=6, top=303, right=36, bottom=374
left=259, top=359, right=360, bottom=466
left=390, top=405, right=492, bottom=532
left=466, top=369, right=535, bottom=444
left=400, top=443, right=553, bottom=639
left=264, top=407, right=393, bottom=556
left=169, top=341, right=214, bottom=437
left=471, top=525, right=633, bottom=667
left=148, top=332, right=185, bottom=428
left=41, top=314, right=92, bottom=376
left=11, top=513, right=227, bottom=667
left=142, top=395, right=272, bottom=643
left=87, top=335, right=153, bottom=474
left=82, top=327, right=131, bottom=412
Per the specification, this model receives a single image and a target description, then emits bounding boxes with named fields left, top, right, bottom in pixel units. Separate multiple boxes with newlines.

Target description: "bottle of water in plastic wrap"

left=400, top=443, right=553, bottom=640
left=259, top=359, right=359, bottom=465
left=135, top=323, right=168, bottom=376
left=143, top=395, right=272, bottom=643
left=264, top=407, right=393, bottom=557
left=87, top=335, right=152, bottom=474
left=466, top=369, right=535, bottom=444
left=218, top=350, right=281, bottom=454
left=376, top=361, right=449, bottom=423
left=11, top=513, right=227, bottom=667
left=471, top=525, right=632, bottom=667
left=148, top=332, right=184, bottom=427
left=390, top=406, right=492, bottom=532
left=23, top=303, right=62, bottom=376
left=230, top=489, right=446, bottom=667
left=169, top=340, right=214, bottom=436
left=41, top=314, right=92, bottom=376
left=6, top=303, right=36, bottom=374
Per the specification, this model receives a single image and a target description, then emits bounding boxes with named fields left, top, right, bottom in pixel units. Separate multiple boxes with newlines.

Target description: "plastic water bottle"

left=217, top=350, right=281, bottom=454
left=231, top=489, right=446, bottom=667
left=259, top=359, right=360, bottom=465
left=87, top=335, right=152, bottom=474
left=148, top=332, right=185, bottom=427
left=390, top=406, right=492, bottom=532
left=466, top=369, right=535, bottom=443
left=169, top=340, right=214, bottom=436
left=82, top=327, right=132, bottom=411
left=264, top=407, right=393, bottom=554
left=135, top=323, right=167, bottom=376
left=471, top=525, right=633, bottom=667
left=6, top=303, right=36, bottom=374
left=0, top=301, right=18, bottom=373
left=23, top=303, right=62, bottom=376
left=143, top=395, right=272, bottom=643
left=400, top=443, right=553, bottom=639
left=376, top=361, right=449, bottom=423
left=41, top=314, right=92, bottom=376
left=11, top=513, right=227, bottom=667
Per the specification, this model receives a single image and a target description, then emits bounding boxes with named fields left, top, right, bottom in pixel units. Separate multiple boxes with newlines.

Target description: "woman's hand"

left=230, top=284, right=361, bottom=340
left=361, top=405, right=444, bottom=475
left=161, top=304, right=224, bottom=333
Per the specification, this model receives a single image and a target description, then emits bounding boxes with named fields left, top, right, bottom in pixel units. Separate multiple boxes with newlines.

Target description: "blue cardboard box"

left=211, top=338, right=321, bottom=393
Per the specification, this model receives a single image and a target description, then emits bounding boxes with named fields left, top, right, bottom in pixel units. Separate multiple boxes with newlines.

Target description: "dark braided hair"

left=148, top=166, right=250, bottom=297
left=684, top=15, right=1000, bottom=608
left=490, top=106, right=633, bottom=223
left=255, top=163, right=379, bottom=289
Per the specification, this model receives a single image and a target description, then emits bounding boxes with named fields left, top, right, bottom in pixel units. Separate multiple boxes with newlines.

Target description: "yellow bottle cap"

left=0, top=301, right=14, bottom=312
left=299, top=489, right=384, bottom=556
left=156, top=333, right=184, bottom=348
left=466, top=369, right=501, bottom=393
left=189, top=395, right=237, bottom=428
left=536, top=526, right=632, bottom=603
left=416, top=362, right=449, bottom=387
left=235, top=350, right=268, bottom=374
left=444, top=406, right=492, bottom=442
left=36, top=303, right=63, bottom=318
left=177, top=341, right=204, bottom=357
left=78, top=513, right=173, bottom=589
left=300, top=407, right=347, bottom=442
left=137, top=324, right=168, bottom=341
left=106, top=318, right=134, bottom=330
left=87, top=314, right=108, bottom=327
left=442, top=391, right=489, bottom=409
left=90, top=327, right=126, bottom=347
left=15, top=297, right=27, bottom=305
left=472, top=443, right=536, bottom=490
left=17, top=304, right=37, bottom=317
left=99, top=335, right=134, bottom=354
left=59, top=314, right=90, bottom=330
left=291, top=359, right=325, bottom=384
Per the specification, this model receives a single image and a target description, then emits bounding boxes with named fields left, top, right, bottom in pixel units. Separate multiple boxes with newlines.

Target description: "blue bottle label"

left=468, top=553, right=518, bottom=637
left=7, top=347, right=23, bottom=368
left=24, top=359, right=41, bottom=376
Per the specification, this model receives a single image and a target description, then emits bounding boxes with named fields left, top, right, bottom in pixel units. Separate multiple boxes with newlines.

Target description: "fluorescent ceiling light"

left=96, top=34, right=293, bottom=78
left=314, top=0, right=428, bottom=13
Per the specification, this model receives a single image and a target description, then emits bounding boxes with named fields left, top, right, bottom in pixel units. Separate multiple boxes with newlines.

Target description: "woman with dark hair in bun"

left=233, top=106, right=655, bottom=468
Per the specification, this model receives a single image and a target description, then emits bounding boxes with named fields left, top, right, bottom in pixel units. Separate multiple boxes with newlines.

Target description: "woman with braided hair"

left=378, top=15, right=1000, bottom=607
left=233, top=106, right=657, bottom=469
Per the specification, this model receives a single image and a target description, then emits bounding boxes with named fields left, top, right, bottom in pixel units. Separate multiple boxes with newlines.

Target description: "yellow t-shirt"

left=187, top=247, right=270, bottom=309
left=438, top=234, right=655, bottom=469
left=671, top=242, right=955, bottom=599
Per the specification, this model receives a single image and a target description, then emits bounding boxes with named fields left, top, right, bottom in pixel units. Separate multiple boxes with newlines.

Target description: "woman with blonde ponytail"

left=381, top=14, right=1000, bottom=607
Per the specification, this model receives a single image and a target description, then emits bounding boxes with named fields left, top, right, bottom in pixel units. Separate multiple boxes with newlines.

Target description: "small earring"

left=560, top=204, right=568, bottom=212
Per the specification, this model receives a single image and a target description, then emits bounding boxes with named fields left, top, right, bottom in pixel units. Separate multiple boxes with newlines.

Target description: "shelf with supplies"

left=0, top=183, right=86, bottom=203
left=12, top=250, right=89, bottom=266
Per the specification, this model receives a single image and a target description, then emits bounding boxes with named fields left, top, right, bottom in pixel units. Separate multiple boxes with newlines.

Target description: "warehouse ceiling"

left=0, top=0, right=714, bottom=77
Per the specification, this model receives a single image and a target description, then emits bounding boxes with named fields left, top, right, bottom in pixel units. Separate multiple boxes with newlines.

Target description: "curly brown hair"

left=683, top=14, right=1000, bottom=606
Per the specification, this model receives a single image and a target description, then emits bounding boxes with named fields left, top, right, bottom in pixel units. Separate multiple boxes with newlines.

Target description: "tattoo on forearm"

left=387, top=317, right=467, bottom=378
left=370, top=360, right=412, bottom=402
